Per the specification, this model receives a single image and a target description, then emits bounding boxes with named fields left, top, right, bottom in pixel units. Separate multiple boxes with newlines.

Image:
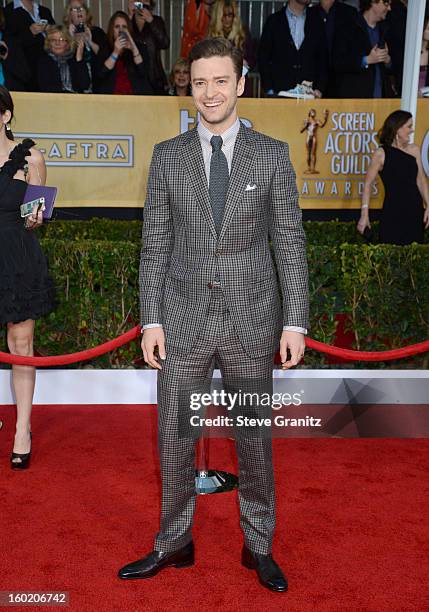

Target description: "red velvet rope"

left=0, top=326, right=141, bottom=366
left=305, top=337, right=429, bottom=362
left=0, top=326, right=428, bottom=366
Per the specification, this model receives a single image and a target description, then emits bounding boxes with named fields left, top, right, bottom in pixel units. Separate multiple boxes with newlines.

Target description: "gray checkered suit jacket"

left=140, top=122, right=309, bottom=357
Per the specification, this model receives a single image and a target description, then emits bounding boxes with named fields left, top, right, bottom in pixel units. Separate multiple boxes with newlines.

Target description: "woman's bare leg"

left=7, top=319, right=35, bottom=459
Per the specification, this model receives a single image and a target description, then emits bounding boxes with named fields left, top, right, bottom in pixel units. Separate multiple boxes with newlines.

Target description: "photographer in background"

left=63, top=0, right=107, bottom=58
left=95, top=11, right=152, bottom=95
left=4, top=0, right=55, bottom=91
left=128, top=0, right=169, bottom=94
left=0, top=7, right=31, bottom=90
left=63, top=0, right=107, bottom=92
left=37, top=25, right=91, bottom=93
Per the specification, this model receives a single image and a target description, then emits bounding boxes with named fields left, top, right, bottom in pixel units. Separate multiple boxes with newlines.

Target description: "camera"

left=75, top=22, right=85, bottom=34
left=119, top=31, right=128, bottom=41
left=134, top=2, right=150, bottom=10
left=0, top=45, right=7, bottom=60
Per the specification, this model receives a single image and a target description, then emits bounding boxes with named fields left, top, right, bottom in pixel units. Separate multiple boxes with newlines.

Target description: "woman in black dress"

left=0, top=86, right=55, bottom=469
left=358, top=110, right=429, bottom=244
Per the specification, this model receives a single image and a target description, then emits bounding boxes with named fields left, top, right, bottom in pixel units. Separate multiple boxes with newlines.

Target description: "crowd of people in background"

left=0, top=0, right=427, bottom=97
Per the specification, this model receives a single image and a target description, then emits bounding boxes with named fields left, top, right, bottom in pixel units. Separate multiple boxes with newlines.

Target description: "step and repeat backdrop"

left=13, top=94, right=429, bottom=210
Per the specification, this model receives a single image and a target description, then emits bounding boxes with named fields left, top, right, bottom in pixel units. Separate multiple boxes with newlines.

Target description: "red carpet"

left=0, top=405, right=428, bottom=612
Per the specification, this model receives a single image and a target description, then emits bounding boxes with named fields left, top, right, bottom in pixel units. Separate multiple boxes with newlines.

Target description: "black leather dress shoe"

left=118, top=541, right=194, bottom=580
left=242, top=545, right=288, bottom=592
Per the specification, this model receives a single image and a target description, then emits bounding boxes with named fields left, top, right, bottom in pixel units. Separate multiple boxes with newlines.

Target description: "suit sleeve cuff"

left=141, top=323, right=163, bottom=333
left=283, top=325, right=307, bottom=335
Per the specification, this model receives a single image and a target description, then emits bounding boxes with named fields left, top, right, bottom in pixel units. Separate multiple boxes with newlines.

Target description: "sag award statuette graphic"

left=300, top=109, right=329, bottom=174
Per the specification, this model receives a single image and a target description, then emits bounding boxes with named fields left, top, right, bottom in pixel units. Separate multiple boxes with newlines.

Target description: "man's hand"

left=280, top=330, right=305, bottom=370
left=141, top=327, right=166, bottom=370
left=30, top=23, right=46, bottom=36
left=366, top=45, right=389, bottom=66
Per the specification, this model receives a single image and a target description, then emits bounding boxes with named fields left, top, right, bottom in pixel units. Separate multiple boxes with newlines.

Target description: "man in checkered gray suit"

left=119, top=37, right=309, bottom=593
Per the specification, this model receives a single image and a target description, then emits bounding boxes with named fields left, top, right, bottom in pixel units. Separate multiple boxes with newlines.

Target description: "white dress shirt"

left=285, top=5, right=306, bottom=51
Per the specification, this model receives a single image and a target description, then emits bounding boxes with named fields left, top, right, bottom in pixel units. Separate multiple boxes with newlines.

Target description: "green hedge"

left=340, top=244, right=429, bottom=367
left=38, top=218, right=429, bottom=246
left=1, top=237, right=428, bottom=368
left=38, top=219, right=143, bottom=243
left=35, top=240, right=141, bottom=368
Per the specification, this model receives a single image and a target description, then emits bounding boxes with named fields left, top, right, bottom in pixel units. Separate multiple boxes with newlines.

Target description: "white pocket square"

left=245, top=183, right=257, bottom=192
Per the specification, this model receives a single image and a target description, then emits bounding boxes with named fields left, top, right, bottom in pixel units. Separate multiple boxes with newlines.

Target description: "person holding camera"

left=63, top=0, right=107, bottom=92
left=127, top=0, right=169, bottom=94
left=95, top=11, right=152, bottom=95
left=64, top=1, right=107, bottom=59
left=4, top=0, right=55, bottom=91
left=37, top=25, right=91, bottom=93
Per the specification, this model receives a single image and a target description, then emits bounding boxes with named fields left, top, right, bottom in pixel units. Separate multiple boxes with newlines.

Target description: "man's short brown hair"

left=188, top=37, right=243, bottom=82
left=360, top=0, right=390, bottom=11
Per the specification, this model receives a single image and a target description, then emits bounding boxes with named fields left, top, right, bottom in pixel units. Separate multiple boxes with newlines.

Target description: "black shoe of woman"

left=10, top=432, right=32, bottom=470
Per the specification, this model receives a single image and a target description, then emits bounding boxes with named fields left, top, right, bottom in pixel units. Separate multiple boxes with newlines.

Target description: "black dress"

left=0, top=139, right=55, bottom=324
left=378, top=145, right=424, bottom=245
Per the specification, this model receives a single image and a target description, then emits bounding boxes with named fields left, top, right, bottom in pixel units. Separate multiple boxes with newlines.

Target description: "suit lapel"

left=180, top=127, right=218, bottom=241
left=219, top=124, right=256, bottom=243
left=281, top=9, right=295, bottom=48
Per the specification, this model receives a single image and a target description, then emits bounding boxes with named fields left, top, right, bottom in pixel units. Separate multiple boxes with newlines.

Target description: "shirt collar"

left=286, top=4, right=306, bottom=19
left=197, top=117, right=240, bottom=149
left=14, top=0, right=39, bottom=12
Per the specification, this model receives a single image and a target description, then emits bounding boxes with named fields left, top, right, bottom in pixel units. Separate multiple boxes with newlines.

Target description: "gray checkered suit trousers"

left=140, top=123, right=309, bottom=555
left=155, top=288, right=275, bottom=554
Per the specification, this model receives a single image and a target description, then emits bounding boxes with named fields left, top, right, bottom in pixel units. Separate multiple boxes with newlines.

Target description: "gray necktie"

left=209, top=135, right=229, bottom=234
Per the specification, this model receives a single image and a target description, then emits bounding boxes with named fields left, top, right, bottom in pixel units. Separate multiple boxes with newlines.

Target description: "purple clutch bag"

left=23, top=184, right=58, bottom=219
